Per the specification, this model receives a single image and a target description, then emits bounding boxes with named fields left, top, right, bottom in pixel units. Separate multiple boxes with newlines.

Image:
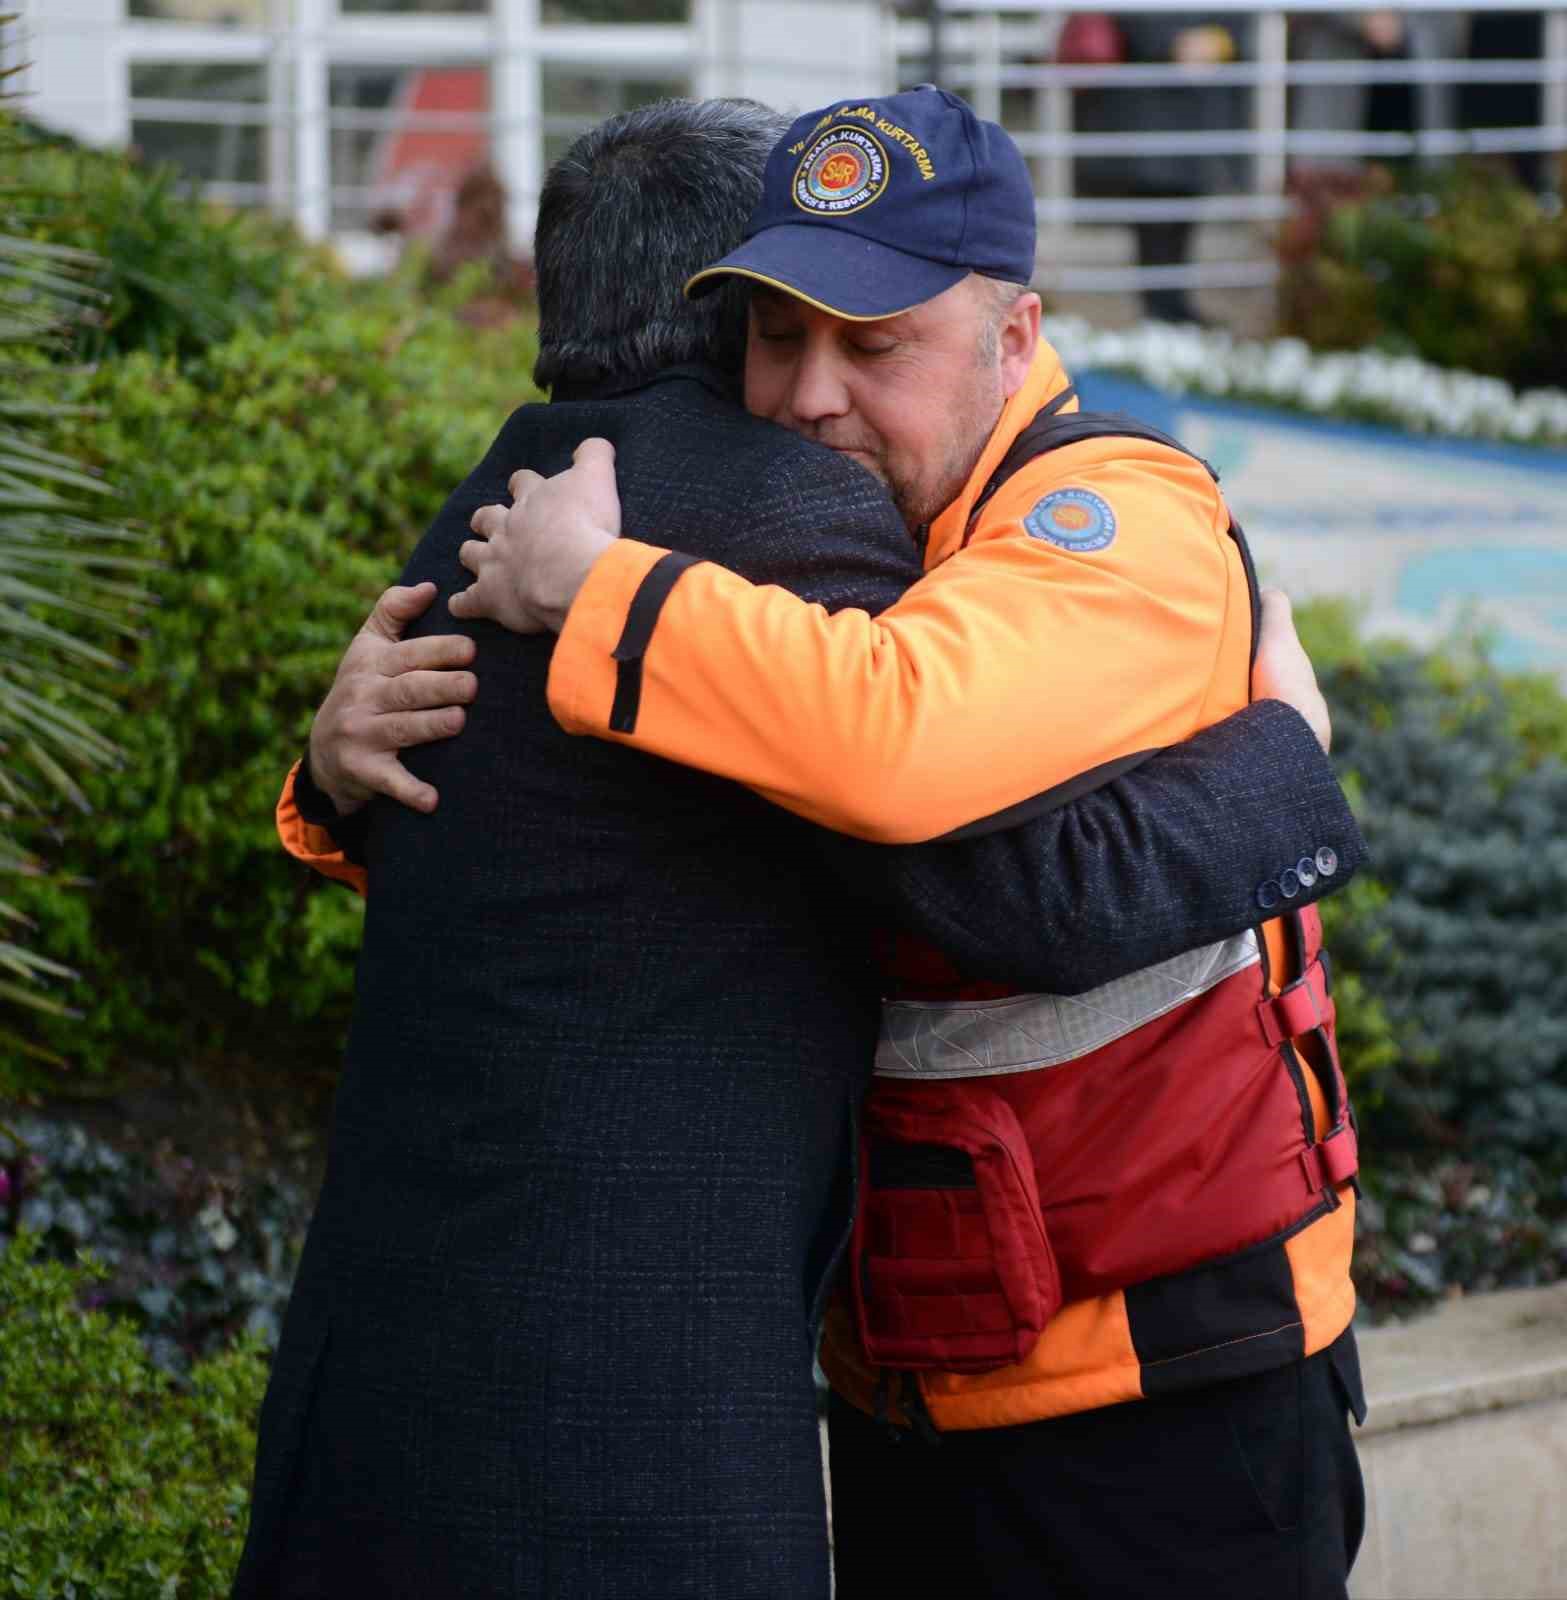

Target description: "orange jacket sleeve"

left=276, top=759, right=368, bottom=897
left=547, top=437, right=1253, bottom=844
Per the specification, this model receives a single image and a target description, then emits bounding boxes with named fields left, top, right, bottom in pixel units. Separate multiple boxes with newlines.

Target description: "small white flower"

left=198, top=1200, right=239, bottom=1253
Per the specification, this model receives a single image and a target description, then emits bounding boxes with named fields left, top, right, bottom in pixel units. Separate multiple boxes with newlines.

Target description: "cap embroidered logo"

left=793, top=127, right=889, bottom=217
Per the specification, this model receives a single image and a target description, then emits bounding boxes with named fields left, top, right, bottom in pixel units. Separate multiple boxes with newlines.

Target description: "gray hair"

left=532, top=98, right=787, bottom=391
left=974, top=275, right=1031, bottom=365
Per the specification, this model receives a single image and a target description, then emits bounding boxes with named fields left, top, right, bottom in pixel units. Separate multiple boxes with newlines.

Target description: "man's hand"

left=450, top=438, right=622, bottom=635
left=308, top=581, right=477, bottom=816
left=1251, top=587, right=1331, bottom=753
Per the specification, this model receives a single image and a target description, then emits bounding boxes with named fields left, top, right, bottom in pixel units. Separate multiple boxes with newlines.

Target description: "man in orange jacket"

left=448, top=88, right=1366, bottom=1600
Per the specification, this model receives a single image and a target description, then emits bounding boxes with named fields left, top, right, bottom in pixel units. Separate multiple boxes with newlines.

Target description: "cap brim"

left=684, top=224, right=968, bottom=322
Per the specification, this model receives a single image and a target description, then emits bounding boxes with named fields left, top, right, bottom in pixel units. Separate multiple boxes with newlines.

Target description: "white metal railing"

left=909, top=3, right=1567, bottom=299
left=13, top=1, right=1567, bottom=302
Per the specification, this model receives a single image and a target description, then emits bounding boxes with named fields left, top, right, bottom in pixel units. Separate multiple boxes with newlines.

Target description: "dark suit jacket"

left=234, top=365, right=1362, bottom=1600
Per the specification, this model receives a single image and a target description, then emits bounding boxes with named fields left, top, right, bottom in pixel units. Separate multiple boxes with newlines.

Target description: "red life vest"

left=850, top=904, right=1355, bottom=1379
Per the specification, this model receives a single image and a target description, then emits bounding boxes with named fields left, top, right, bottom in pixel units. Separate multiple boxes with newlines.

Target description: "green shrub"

left=10, top=115, right=335, bottom=363
left=12, top=278, right=540, bottom=1080
left=1279, top=161, right=1567, bottom=391
left=3, top=1116, right=310, bottom=1371
left=1300, top=620, right=1567, bottom=1160
left=1352, top=1154, right=1567, bottom=1318
left=0, top=1235, right=266, bottom=1597
left=0, top=111, right=153, bottom=1083
left=1293, top=602, right=1567, bottom=1315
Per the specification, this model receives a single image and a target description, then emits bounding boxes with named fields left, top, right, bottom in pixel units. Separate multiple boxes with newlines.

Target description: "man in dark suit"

left=235, top=99, right=1361, bottom=1599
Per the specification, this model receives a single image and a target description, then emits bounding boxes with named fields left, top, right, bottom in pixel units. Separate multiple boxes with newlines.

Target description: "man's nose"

left=785, top=339, right=851, bottom=424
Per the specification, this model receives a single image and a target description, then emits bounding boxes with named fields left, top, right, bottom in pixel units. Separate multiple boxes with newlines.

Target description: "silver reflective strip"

left=874, top=931, right=1260, bottom=1081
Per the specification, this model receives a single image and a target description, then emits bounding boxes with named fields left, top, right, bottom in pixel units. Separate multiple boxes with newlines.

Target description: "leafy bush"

left=1353, top=1154, right=1567, bottom=1319
left=0, top=111, right=152, bottom=1083
left=10, top=275, right=540, bottom=1079
left=0, top=132, right=540, bottom=1079
left=1293, top=602, right=1567, bottom=1316
left=10, top=115, right=334, bottom=364
left=2, top=1116, right=310, bottom=1371
left=1304, top=625, right=1567, bottom=1158
left=1279, top=161, right=1567, bottom=391
left=0, top=1235, right=266, bottom=1598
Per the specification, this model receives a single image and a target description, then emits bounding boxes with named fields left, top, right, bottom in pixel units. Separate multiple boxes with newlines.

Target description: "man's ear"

left=997, top=292, right=1042, bottom=398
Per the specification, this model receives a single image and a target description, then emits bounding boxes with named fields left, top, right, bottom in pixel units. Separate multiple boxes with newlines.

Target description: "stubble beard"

left=886, top=374, right=1005, bottom=536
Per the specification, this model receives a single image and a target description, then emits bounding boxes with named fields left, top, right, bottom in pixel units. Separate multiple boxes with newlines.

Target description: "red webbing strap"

left=1269, top=905, right=1356, bottom=1196
left=1300, top=1121, right=1359, bottom=1193
left=1257, top=957, right=1335, bottom=1048
left=1298, top=903, right=1323, bottom=964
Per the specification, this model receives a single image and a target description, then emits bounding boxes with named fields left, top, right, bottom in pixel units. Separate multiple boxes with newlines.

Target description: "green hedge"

left=12, top=116, right=333, bottom=365
left=1296, top=603, right=1567, bottom=1315
left=1299, top=603, right=1567, bottom=1158
left=0, top=1236, right=266, bottom=1597
left=1, top=126, right=543, bottom=1082
left=1280, top=161, right=1567, bottom=391
left=12, top=287, right=539, bottom=1077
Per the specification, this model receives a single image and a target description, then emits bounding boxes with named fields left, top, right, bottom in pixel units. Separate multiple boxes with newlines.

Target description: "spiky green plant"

left=0, top=87, right=148, bottom=1070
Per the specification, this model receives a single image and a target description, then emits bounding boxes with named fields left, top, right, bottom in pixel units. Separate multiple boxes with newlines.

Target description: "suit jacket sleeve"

left=604, top=450, right=1365, bottom=995
left=829, top=698, right=1365, bottom=995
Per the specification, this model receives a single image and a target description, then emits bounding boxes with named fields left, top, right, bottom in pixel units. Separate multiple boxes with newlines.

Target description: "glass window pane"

left=129, top=0, right=267, bottom=19
left=130, top=61, right=266, bottom=103
left=329, top=63, right=491, bottom=235
left=541, top=0, right=689, bottom=21
left=540, top=68, right=688, bottom=169
left=338, top=0, right=488, bottom=14
left=129, top=61, right=269, bottom=194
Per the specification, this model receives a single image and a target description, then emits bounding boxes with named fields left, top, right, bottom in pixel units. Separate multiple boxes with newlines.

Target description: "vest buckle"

left=1300, top=1121, right=1360, bottom=1196
left=1258, top=957, right=1335, bottom=1048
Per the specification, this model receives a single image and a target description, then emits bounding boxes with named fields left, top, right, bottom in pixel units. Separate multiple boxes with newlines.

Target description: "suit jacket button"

left=1257, top=880, right=1281, bottom=911
left=1316, top=846, right=1340, bottom=878
left=1278, top=867, right=1302, bottom=899
left=1296, top=855, right=1319, bottom=888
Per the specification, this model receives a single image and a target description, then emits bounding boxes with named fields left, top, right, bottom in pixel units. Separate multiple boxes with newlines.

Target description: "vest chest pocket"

left=850, top=1081, right=1061, bottom=1374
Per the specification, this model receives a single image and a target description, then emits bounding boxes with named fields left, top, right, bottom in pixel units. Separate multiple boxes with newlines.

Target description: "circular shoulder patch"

left=792, top=126, right=890, bottom=217
left=1022, top=488, right=1117, bottom=552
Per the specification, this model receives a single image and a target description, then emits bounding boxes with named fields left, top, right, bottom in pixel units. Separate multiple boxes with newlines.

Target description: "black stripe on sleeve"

left=932, top=747, right=1160, bottom=842
left=607, top=550, right=703, bottom=734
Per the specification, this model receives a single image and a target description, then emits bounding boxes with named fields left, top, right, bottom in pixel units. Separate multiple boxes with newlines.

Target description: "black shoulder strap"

left=967, top=397, right=1262, bottom=666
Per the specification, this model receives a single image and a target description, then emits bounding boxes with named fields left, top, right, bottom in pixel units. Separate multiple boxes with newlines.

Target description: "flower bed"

left=1044, top=314, right=1567, bottom=449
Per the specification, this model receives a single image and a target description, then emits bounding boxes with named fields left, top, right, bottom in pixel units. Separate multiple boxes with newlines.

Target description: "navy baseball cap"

left=685, top=86, right=1036, bottom=321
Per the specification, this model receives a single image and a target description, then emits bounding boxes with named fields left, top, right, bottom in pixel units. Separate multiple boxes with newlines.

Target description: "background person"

left=1073, top=12, right=1252, bottom=324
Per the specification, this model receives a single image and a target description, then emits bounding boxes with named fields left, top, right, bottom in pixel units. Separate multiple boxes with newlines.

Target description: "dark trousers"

left=1135, top=219, right=1199, bottom=324
left=830, top=1332, right=1366, bottom=1600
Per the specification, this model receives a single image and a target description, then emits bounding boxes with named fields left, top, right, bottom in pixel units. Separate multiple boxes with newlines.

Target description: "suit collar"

left=549, top=363, right=741, bottom=406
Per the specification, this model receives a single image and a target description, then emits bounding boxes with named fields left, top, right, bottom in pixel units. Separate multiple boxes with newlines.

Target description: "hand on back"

left=1251, top=588, right=1331, bottom=752
left=307, top=439, right=624, bottom=816
left=451, top=437, right=622, bottom=635
left=307, top=582, right=476, bottom=816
